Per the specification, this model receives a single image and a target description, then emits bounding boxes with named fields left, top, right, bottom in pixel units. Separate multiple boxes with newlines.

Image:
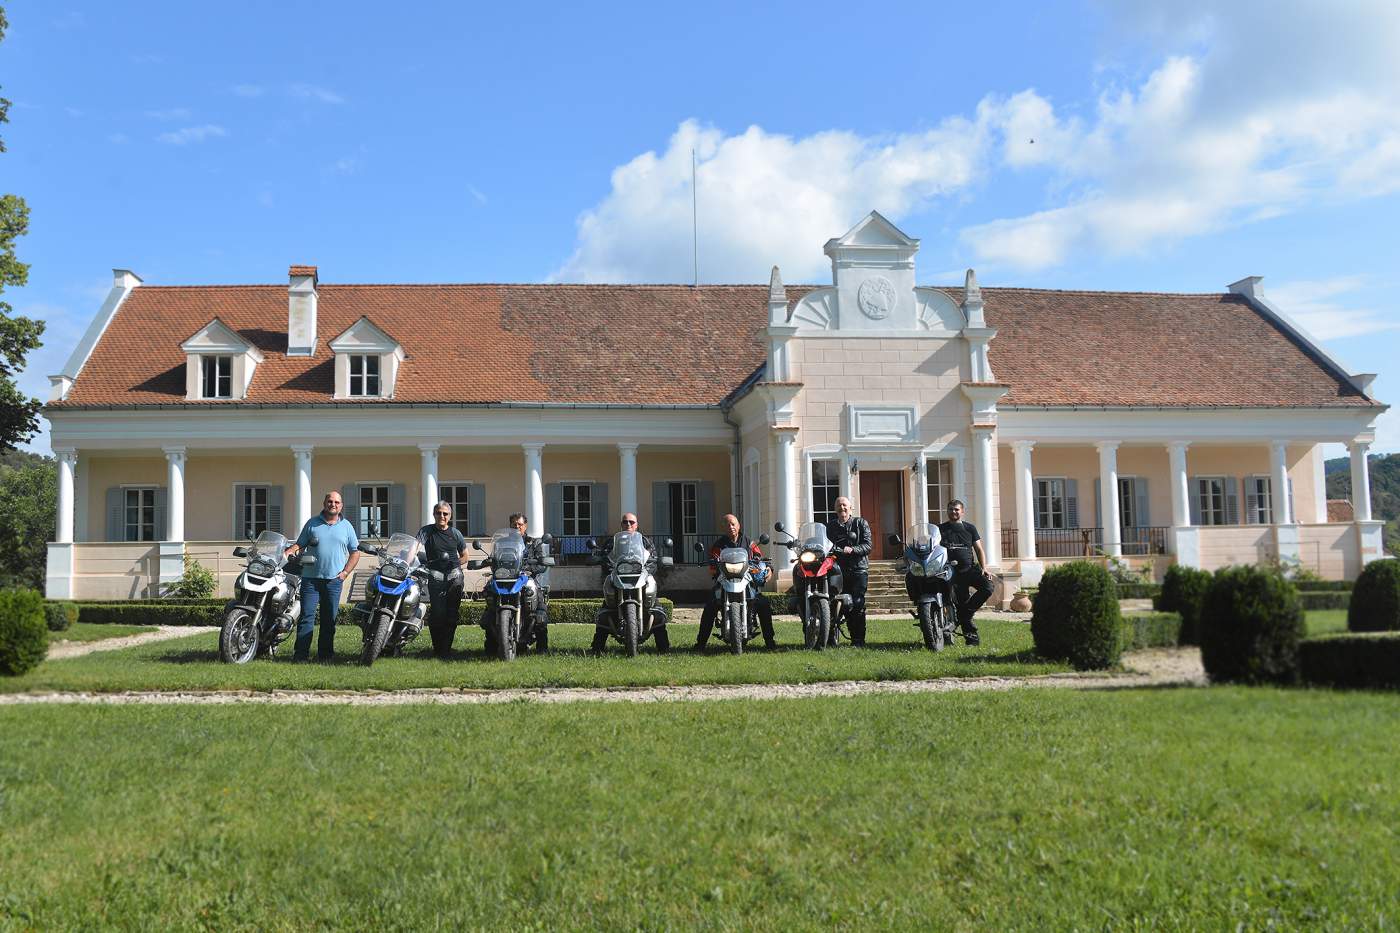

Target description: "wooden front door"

left=859, top=470, right=906, bottom=559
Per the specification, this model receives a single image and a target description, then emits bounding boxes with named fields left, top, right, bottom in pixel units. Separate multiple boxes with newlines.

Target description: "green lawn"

left=1307, top=609, right=1348, bottom=635
left=1, top=689, right=1396, bottom=929
left=2, top=618, right=1067, bottom=693
left=48, top=622, right=157, bottom=644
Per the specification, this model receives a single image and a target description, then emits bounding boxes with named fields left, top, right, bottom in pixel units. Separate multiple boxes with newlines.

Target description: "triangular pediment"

left=180, top=318, right=263, bottom=360
left=825, top=210, right=920, bottom=253
left=328, top=316, right=401, bottom=354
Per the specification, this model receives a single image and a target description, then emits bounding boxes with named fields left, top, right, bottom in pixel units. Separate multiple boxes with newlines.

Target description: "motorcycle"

left=592, top=531, right=674, bottom=656
left=468, top=529, right=553, bottom=661
left=350, top=532, right=429, bottom=666
left=692, top=534, right=771, bottom=655
left=218, top=531, right=315, bottom=663
left=773, top=521, right=848, bottom=650
left=888, top=524, right=958, bottom=651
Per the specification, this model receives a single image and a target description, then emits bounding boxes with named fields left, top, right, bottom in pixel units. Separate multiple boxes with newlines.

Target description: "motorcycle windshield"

left=490, top=529, right=525, bottom=570
left=611, top=531, right=646, bottom=564
left=249, top=531, right=288, bottom=563
left=797, top=522, right=832, bottom=553
left=383, top=533, right=421, bottom=566
left=905, top=523, right=941, bottom=552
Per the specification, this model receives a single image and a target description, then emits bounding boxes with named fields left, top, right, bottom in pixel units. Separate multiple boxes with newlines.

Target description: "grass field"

left=47, top=622, right=157, bottom=644
left=1, top=689, right=1397, bottom=929
left=1, top=618, right=1072, bottom=694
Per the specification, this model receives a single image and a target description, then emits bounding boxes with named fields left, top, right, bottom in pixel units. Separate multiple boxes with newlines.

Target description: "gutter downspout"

left=721, top=402, right=742, bottom=523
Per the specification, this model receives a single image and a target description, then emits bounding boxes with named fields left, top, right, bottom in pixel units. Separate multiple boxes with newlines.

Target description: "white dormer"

left=821, top=211, right=920, bottom=331
left=329, top=317, right=404, bottom=399
left=180, top=318, right=264, bottom=401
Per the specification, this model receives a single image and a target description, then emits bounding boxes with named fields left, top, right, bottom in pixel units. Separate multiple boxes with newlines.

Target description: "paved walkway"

left=44, top=626, right=221, bottom=661
left=3, top=648, right=1206, bottom=707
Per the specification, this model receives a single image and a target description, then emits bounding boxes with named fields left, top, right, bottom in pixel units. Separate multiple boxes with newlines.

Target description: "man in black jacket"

left=938, top=499, right=991, bottom=646
left=825, top=496, right=872, bottom=646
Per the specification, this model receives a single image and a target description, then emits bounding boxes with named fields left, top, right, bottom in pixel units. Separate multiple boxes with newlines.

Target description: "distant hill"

left=0, top=450, right=52, bottom=471
left=1325, top=453, right=1400, bottom=552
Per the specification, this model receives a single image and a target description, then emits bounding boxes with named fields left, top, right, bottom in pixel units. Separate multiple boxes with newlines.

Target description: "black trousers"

left=951, top=568, right=993, bottom=634
left=427, top=578, right=464, bottom=657
left=838, top=566, right=868, bottom=645
left=696, top=591, right=775, bottom=648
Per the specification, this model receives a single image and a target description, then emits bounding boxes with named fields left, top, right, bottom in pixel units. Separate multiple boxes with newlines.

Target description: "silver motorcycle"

left=592, top=530, right=673, bottom=656
left=218, top=531, right=315, bottom=663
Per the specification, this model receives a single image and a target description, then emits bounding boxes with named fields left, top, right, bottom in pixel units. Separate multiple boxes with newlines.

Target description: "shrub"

left=1115, top=583, right=1162, bottom=600
left=43, top=601, right=78, bottom=632
left=1347, top=559, right=1400, bottom=632
left=459, top=598, right=676, bottom=628
left=1030, top=561, right=1122, bottom=670
left=76, top=603, right=224, bottom=627
left=1298, top=591, right=1350, bottom=612
left=0, top=588, right=48, bottom=676
left=1299, top=633, right=1400, bottom=689
left=164, top=555, right=218, bottom=600
left=1120, top=612, right=1182, bottom=650
left=1155, top=565, right=1212, bottom=646
left=1199, top=566, right=1305, bottom=685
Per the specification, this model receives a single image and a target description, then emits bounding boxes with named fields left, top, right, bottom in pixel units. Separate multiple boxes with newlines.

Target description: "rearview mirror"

left=773, top=522, right=785, bottom=533
left=541, top=533, right=554, bottom=545
left=586, top=537, right=598, bottom=549
left=692, top=541, right=705, bottom=553
left=473, top=539, right=485, bottom=552
left=467, top=559, right=486, bottom=570
left=664, top=537, right=674, bottom=548
left=358, top=543, right=377, bottom=555
left=309, top=534, right=320, bottom=547
left=758, top=533, right=770, bottom=545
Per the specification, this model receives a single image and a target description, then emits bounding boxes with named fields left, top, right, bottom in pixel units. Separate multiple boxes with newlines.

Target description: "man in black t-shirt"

left=416, top=500, right=469, bottom=658
left=937, top=499, right=992, bottom=646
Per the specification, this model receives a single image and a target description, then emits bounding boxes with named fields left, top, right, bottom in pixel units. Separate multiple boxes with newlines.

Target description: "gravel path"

left=3, top=648, right=1206, bottom=706
left=44, top=626, right=221, bottom=661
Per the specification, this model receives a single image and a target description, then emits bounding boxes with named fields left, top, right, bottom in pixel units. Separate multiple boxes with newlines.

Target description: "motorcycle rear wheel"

left=919, top=602, right=942, bottom=651
left=495, top=610, right=517, bottom=662
left=361, top=611, right=392, bottom=666
left=622, top=602, right=640, bottom=658
left=218, top=609, right=259, bottom=665
left=725, top=601, right=744, bottom=655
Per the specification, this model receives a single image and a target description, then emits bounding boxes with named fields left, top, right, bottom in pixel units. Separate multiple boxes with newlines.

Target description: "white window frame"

left=438, top=483, right=474, bottom=536
left=742, top=448, right=761, bottom=536
left=1244, top=475, right=1273, bottom=525
left=810, top=459, right=840, bottom=526
left=1196, top=476, right=1229, bottom=526
left=358, top=483, right=390, bottom=538
left=201, top=354, right=233, bottom=399
left=239, top=484, right=270, bottom=539
left=123, top=486, right=157, bottom=542
left=1035, top=477, right=1067, bottom=530
left=348, top=354, right=382, bottom=397
left=562, top=482, right=593, bottom=536
left=925, top=458, right=955, bottom=523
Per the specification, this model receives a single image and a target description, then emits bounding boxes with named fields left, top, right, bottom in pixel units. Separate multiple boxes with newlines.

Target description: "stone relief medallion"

left=857, top=275, right=898, bottom=320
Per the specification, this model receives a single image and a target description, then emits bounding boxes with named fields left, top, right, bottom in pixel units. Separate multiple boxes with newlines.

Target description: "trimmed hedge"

left=1199, top=566, right=1304, bottom=685
left=460, top=598, right=677, bottom=627
left=1031, top=561, right=1123, bottom=670
left=1115, top=583, right=1162, bottom=600
left=1347, top=560, right=1400, bottom=632
left=1292, top=579, right=1354, bottom=592
left=75, top=603, right=225, bottom=626
left=1299, top=633, right=1400, bottom=689
left=1120, top=612, right=1182, bottom=650
left=0, top=589, right=49, bottom=677
left=44, top=601, right=78, bottom=632
left=1299, top=591, right=1350, bottom=612
left=1154, top=565, right=1213, bottom=646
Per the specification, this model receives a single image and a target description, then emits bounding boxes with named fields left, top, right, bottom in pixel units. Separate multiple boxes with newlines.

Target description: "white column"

left=1349, top=440, right=1372, bottom=522
left=971, top=427, right=995, bottom=556
left=292, top=444, right=315, bottom=530
left=1097, top=441, right=1121, bottom=558
left=617, top=443, right=639, bottom=517
left=163, top=446, right=187, bottom=542
left=523, top=443, right=544, bottom=531
left=55, top=448, right=77, bottom=543
left=419, top=444, right=440, bottom=524
left=1011, top=441, right=1036, bottom=560
left=1168, top=442, right=1191, bottom=527
left=775, top=430, right=798, bottom=537
left=914, top=452, right=929, bottom=527
left=1269, top=442, right=1292, bottom=524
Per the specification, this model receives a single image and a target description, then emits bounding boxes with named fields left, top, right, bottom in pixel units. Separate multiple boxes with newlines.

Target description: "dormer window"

left=202, top=355, right=233, bottom=399
left=348, top=354, right=381, bottom=397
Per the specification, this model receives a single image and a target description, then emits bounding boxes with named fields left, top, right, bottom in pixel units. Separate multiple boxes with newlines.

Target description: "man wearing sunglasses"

left=590, top=513, right=670, bottom=654
left=415, top=501, right=469, bottom=658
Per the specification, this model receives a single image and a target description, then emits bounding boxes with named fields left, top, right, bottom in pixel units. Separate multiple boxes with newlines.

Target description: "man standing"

left=590, top=513, right=670, bottom=654
left=285, top=490, right=360, bottom=661
left=416, top=500, right=468, bottom=659
left=696, top=513, right=775, bottom=650
left=825, top=496, right=872, bottom=646
left=938, top=499, right=991, bottom=646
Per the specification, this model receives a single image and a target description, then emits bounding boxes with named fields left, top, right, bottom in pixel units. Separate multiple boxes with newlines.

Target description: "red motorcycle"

left=774, top=521, right=848, bottom=650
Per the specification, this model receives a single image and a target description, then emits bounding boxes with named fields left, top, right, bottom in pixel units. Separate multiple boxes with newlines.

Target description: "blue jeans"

left=295, top=577, right=344, bottom=660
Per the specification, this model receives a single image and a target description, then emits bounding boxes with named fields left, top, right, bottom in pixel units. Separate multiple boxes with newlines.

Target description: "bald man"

left=697, top=513, right=776, bottom=650
left=825, top=496, right=872, bottom=647
left=285, top=490, right=361, bottom=661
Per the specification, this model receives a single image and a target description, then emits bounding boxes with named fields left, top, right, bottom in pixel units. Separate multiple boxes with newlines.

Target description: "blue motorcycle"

left=888, top=523, right=957, bottom=651
left=352, top=532, right=428, bottom=666
left=469, top=529, right=553, bottom=661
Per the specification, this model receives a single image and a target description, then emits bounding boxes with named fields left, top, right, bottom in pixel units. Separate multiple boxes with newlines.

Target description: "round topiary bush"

left=1155, top=564, right=1213, bottom=645
left=1198, top=565, right=1304, bottom=685
left=43, top=601, right=78, bottom=633
left=1030, top=561, right=1123, bottom=670
left=0, top=588, right=48, bottom=677
left=1347, top=559, right=1400, bottom=632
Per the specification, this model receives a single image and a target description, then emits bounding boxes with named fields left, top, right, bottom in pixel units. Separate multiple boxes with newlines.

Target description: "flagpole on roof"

left=692, top=148, right=699, bottom=287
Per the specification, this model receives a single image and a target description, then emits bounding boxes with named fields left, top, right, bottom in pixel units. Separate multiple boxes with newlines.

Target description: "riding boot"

left=589, top=626, right=610, bottom=654
left=653, top=625, right=670, bottom=654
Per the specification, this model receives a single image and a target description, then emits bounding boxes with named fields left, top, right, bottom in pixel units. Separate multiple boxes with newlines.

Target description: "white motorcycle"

left=218, top=531, right=315, bottom=664
left=592, top=531, right=673, bottom=656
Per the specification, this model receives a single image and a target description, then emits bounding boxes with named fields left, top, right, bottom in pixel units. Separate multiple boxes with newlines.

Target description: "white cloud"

left=156, top=124, right=228, bottom=145
left=1265, top=277, right=1399, bottom=341
left=554, top=118, right=989, bottom=283
left=289, top=83, right=344, bottom=105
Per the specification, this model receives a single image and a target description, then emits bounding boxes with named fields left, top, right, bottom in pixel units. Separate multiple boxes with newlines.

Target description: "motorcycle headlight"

left=723, top=561, right=746, bottom=576
left=910, top=562, right=926, bottom=577
left=494, top=565, right=518, bottom=581
left=616, top=560, right=643, bottom=575
left=249, top=559, right=274, bottom=577
left=799, top=551, right=819, bottom=564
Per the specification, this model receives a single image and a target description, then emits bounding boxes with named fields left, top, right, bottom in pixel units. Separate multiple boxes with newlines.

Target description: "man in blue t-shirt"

left=285, top=491, right=361, bottom=661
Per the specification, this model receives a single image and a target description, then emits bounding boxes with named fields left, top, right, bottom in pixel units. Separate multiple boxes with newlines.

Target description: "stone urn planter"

left=1009, top=590, right=1033, bottom=613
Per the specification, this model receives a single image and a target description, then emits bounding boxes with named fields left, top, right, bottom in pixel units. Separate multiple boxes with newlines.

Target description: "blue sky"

left=4, top=1, right=1398, bottom=453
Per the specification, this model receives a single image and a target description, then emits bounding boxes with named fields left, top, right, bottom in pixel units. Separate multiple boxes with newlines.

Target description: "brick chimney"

left=288, top=265, right=318, bottom=356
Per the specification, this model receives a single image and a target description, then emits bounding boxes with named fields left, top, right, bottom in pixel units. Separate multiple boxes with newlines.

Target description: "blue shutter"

left=1066, top=479, right=1079, bottom=528
left=1093, top=478, right=1102, bottom=529
left=697, top=481, right=717, bottom=535
left=268, top=485, right=285, bottom=535
left=154, top=487, right=169, bottom=540
left=1188, top=478, right=1203, bottom=526
left=651, top=482, right=671, bottom=537
left=342, top=484, right=359, bottom=535
left=1135, top=478, right=1150, bottom=528
left=467, top=484, right=486, bottom=538
left=1287, top=477, right=1295, bottom=525
left=389, top=484, right=406, bottom=534
left=545, top=483, right=564, bottom=537
left=106, top=487, right=123, bottom=542
left=1244, top=479, right=1261, bottom=525
left=1225, top=477, right=1240, bottom=525
left=591, top=483, right=609, bottom=537
left=232, top=484, right=247, bottom=539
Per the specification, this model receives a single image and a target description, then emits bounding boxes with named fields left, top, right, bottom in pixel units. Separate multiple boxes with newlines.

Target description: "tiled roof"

left=50, top=281, right=1376, bottom=410
left=1327, top=499, right=1355, bottom=523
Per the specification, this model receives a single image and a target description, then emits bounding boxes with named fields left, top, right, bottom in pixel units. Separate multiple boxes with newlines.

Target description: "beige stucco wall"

left=1297, top=523, right=1359, bottom=580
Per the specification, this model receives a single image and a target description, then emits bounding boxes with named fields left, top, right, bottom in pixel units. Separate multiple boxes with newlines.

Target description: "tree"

left=0, top=456, right=55, bottom=589
left=0, top=6, right=44, bottom=454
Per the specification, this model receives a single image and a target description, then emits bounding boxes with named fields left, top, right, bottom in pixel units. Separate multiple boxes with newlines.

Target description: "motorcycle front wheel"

left=622, top=602, right=640, bottom=658
left=725, top=601, right=744, bottom=656
left=919, top=601, right=942, bottom=651
left=812, top=598, right=831, bottom=652
left=495, top=609, right=517, bottom=662
left=361, top=611, right=393, bottom=666
left=218, top=609, right=259, bottom=664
